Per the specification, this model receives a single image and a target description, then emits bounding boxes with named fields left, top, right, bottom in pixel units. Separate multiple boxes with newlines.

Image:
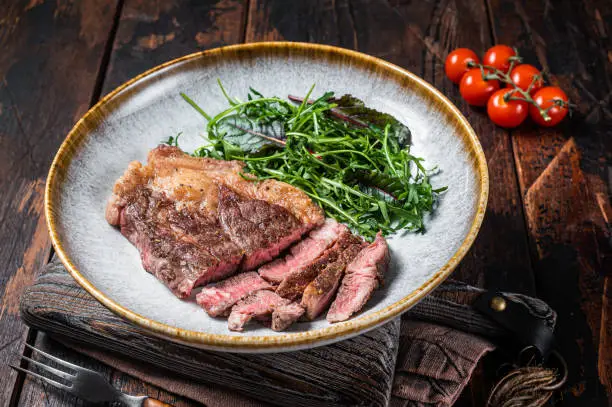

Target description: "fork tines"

left=10, top=343, right=76, bottom=392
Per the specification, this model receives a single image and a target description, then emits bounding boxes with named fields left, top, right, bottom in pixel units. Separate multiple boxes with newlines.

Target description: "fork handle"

left=143, top=398, right=175, bottom=407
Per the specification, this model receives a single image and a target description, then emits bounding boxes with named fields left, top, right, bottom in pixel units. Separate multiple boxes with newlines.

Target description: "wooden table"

left=0, top=1, right=610, bottom=406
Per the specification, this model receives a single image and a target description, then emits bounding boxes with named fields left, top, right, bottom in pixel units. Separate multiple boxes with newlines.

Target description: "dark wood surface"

left=0, top=1, right=120, bottom=406
left=0, top=0, right=610, bottom=406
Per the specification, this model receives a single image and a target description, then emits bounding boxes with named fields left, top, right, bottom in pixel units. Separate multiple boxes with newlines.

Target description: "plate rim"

left=45, top=41, right=489, bottom=351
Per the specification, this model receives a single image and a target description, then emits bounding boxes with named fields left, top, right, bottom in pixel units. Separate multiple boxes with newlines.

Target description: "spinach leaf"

left=331, top=94, right=411, bottom=148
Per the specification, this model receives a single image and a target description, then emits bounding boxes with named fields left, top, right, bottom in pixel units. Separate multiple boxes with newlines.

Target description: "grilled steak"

left=276, top=232, right=365, bottom=301
left=196, top=272, right=274, bottom=317
left=301, top=262, right=345, bottom=320
left=218, top=185, right=308, bottom=270
left=259, top=219, right=347, bottom=283
left=107, top=145, right=324, bottom=298
left=227, top=290, right=305, bottom=331
left=119, top=188, right=243, bottom=298
left=327, top=232, right=390, bottom=323
left=108, top=146, right=393, bottom=330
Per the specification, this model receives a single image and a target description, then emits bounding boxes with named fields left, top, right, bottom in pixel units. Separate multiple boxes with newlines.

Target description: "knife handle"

left=143, top=398, right=175, bottom=407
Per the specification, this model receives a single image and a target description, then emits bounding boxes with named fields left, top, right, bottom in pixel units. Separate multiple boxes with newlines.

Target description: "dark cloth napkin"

left=22, top=260, right=556, bottom=407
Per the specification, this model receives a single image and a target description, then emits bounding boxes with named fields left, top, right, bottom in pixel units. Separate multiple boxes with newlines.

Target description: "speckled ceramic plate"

left=46, top=42, right=488, bottom=353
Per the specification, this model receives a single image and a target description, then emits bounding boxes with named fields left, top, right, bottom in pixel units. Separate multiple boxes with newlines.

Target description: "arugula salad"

left=169, top=82, right=446, bottom=240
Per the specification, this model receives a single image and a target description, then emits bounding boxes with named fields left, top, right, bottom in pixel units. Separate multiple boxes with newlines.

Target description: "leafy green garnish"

left=176, top=84, right=446, bottom=240
left=214, top=115, right=285, bottom=153
left=164, top=132, right=182, bottom=147
left=330, top=95, right=412, bottom=148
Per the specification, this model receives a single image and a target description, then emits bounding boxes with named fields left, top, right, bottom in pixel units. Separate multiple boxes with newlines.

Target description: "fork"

left=11, top=343, right=173, bottom=406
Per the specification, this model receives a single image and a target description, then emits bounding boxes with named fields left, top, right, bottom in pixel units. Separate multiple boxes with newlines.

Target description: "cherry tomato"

left=445, top=48, right=480, bottom=84
left=508, top=64, right=543, bottom=94
left=459, top=69, right=500, bottom=106
left=529, top=87, right=569, bottom=127
left=487, top=89, right=528, bottom=128
left=483, top=45, right=516, bottom=73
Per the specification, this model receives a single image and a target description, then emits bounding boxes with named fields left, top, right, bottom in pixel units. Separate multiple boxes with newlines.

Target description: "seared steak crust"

left=141, top=145, right=324, bottom=226
left=301, top=262, right=345, bottom=320
left=218, top=185, right=308, bottom=271
left=119, top=188, right=243, bottom=298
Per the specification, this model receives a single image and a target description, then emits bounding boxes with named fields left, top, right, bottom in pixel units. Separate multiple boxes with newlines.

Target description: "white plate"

left=46, top=43, right=488, bottom=352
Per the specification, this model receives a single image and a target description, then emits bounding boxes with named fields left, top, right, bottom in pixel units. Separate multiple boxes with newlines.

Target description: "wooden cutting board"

left=20, top=259, right=400, bottom=407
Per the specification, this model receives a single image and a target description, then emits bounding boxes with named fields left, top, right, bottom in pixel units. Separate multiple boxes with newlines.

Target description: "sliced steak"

left=276, top=232, right=365, bottom=301
left=259, top=219, right=347, bottom=283
left=327, top=232, right=390, bottom=323
left=228, top=290, right=305, bottom=332
left=196, top=272, right=274, bottom=317
left=218, top=185, right=309, bottom=271
left=119, top=188, right=243, bottom=298
left=301, top=261, right=345, bottom=320
left=272, top=302, right=305, bottom=331
left=107, top=146, right=324, bottom=299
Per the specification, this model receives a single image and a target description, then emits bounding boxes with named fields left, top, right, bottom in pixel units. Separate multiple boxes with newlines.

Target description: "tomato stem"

left=525, top=74, right=541, bottom=94
left=470, top=53, right=553, bottom=122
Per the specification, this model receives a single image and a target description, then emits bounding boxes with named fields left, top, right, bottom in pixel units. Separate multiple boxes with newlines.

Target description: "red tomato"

left=459, top=69, right=500, bottom=106
left=508, top=64, right=543, bottom=94
left=529, top=87, right=569, bottom=127
left=445, top=48, right=480, bottom=84
left=487, top=89, right=528, bottom=128
left=483, top=45, right=517, bottom=73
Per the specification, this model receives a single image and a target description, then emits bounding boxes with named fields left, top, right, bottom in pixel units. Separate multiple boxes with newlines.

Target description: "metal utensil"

left=11, top=343, right=173, bottom=407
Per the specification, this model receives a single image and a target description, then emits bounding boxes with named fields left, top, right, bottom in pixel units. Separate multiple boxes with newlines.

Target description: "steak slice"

left=119, top=188, right=243, bottom=298
left=196, top=272, right=274, bottom=317
left=218, top=185, right=309, bottom=271
left=259, top=219, right=347, bottom=283
left=276, top=232, right=365, bottom=301
left=227, top=290, right=305, bottom=332
left=272, top=302, right=305, bottom=331
left=327, top=232, right=390, bottom=323
left=301, top=261, right=345, bottom=320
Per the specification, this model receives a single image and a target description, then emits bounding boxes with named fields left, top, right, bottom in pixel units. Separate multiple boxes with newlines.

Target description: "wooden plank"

left=486, top=0, right=612, bottom=404
left=21, top=262, right=400, bottom=407
left=15, top=1, right=249, bottom=406
left=244, top=0, right=535, bottom=295
left=102, top=0, right=247, bottom=95
left=0, top=1, right=120, bottom=405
